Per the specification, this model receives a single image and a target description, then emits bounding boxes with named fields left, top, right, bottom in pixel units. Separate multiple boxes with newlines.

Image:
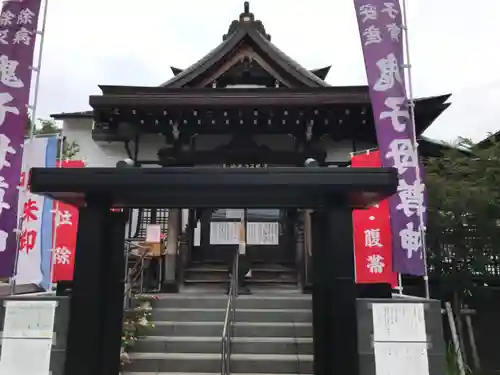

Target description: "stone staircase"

left=122, top=292, right=313, bottom=375
left=184, top=261, right=298, bottom=286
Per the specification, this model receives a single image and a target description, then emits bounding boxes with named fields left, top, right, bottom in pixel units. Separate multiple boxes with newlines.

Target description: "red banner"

left=352, top=151, right=397, bottom=287
left=51, top=160, right=84, bottom=282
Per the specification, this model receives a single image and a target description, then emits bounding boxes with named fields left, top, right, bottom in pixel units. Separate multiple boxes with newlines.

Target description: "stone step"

left=183, top=279, right=298, bottom=286
left=133, top=336, right=313, bottom=355
left=123, top=373, right=312, bottom=375
left=148, top=294, right=311, bottom=310
left=148, top=321, right=312, bottom=337
left=150, top=308, right=311, bottom=322
left=184, top=270, right=297, bottom=283
left=124, top=353, right=313, bottom=374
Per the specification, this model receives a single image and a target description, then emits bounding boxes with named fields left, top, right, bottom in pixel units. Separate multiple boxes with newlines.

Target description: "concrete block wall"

left=0, top=295, right=447, bottom=375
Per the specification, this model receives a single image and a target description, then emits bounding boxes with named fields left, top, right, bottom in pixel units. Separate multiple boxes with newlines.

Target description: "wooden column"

left=64, top=205, right=126, bottom=375
left=311, top=207, right=359, bottom=375
left=162, top=208, right=181, bottom=292
left=200, top=209, right=211, bottom=259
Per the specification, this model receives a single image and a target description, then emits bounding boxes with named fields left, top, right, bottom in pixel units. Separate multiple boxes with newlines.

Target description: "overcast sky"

left=27, top=0, right=500, bottom=143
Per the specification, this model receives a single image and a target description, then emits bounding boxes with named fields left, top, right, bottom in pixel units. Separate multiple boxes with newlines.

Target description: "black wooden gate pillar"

left=63, top=204, right=127, bottom=375
left=311, top=207, right=359, bottom=375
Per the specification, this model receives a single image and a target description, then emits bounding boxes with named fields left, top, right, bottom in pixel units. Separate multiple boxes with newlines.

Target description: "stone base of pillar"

left=161, top=253, right=179, bottom=293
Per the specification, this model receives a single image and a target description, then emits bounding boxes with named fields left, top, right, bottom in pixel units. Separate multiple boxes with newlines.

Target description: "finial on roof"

left=223, top=1, right=271, bottom=41
left=240, top=1, right=254, bottom=22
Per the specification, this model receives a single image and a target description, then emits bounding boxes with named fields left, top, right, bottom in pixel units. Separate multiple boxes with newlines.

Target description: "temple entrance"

left=30, top=165, right=397, bottom=375
left=189, top=207, right=298, bottom=286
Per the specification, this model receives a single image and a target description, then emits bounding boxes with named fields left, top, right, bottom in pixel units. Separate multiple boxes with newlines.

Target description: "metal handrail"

left=123, top=239, right=150, bottom=310
left=221, top=249, right=239, bottom=375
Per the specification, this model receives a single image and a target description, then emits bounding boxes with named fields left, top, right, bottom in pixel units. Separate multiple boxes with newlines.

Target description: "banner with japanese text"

left=15, top=136, right=57, bottom=289
left=51, top=160, right=84, bottom=282
left=354, top=0, right=426, bottom=275
left=0, top=0, right=43, bottom=277
left=352, top=150, right=397, bottom=287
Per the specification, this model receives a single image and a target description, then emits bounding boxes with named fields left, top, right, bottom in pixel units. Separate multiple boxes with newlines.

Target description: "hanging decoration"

left=352, top=150, right=397, bottom=287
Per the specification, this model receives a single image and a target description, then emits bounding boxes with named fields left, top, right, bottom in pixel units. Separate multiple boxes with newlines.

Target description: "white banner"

left=15, top=137, right=57, bottom=288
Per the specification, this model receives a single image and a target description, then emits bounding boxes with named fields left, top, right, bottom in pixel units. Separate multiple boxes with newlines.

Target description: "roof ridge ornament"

left=241, top=1, right=254, bottom=22
left=222, top=1, right=271, bottom=41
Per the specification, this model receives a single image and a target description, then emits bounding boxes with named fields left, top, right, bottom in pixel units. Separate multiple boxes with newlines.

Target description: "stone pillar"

left=63, top=205, right=126, bottom=375
left=162, top=208, right=181, bottom=292
left=311, top=207, right=359, bottom=375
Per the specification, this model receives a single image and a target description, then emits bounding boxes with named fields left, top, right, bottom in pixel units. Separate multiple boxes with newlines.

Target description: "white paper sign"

left=2, top=300, right=57, bottom=339
left=247, top=222, right=279, bottom=245
left=210, top=222, right=279, bottom=245
left=374, top=342, right=429, bottom=375
left=0, top=338, right=52, bottom=375
left=146, top=224, right=162, bottom=243
left=372, top=303, right=426, bottom=342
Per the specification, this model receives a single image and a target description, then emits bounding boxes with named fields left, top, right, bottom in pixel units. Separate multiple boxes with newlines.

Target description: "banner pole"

left=401, top=0, right=430, bottom=299
left=397, top=273, right=403, bottom=295
left=9, top=0, right=50, bottom=295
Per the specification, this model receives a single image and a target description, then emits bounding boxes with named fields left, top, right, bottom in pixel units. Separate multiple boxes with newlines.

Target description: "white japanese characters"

left=17, top=8, right=35, bottom=25
left=363, top=25, right=382, bottom=46
left=54, top=246, right=71, bottom=265
left=380, top=96, right=409, bottom=132
left=359, top=4, right=378, bottom=23
left=358, top=2, right=401, bottom=45
left=0, top=133, right=16, bottom=169
left=365, top=228, right=383, bottom=248
left=13, top=27, right=32, bottom=45
left=0, top=7, right=36, bottom=47
left=367, top=254, right=385, bottom=274
left=0, top=188, right=10, bottom=215
left=385, top=138, right=418, bottom=175
left=399, top=222, right=423, bottom=259
left=0, top=30, right=8, bottom=45
left=52, top=208, right=73, bottom=227
left=386, top=23, right=402, bottom=42
left=0, top=176, right=10, bottom=217
left=381, top=2, right=399, bottom=19
left=396, top=179, right=426, bottom=217
left=0, top=11, right=15, bottom=27
left=0, top=229, right=7, bottom=251
left=0, top=55, right=24, bottom=88
left=374, top=53, right=403, bottom=92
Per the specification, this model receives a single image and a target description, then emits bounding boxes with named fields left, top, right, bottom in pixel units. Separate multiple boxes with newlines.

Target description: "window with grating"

left=134, top=208, right=170, bottom=239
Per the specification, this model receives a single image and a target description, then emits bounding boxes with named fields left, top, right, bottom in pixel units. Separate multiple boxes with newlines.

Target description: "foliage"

left=425, top=137, right=500, bottom=298
left=445, top=342, right=472, bottom=375
left=25, top=117, right=80, bottom=160
left=61, top=138, right=80, bottom=160
left=120, top=295, right=158, bottom=367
